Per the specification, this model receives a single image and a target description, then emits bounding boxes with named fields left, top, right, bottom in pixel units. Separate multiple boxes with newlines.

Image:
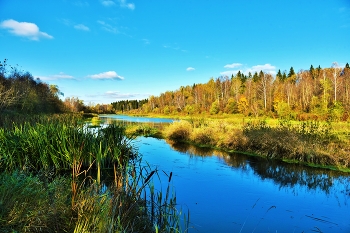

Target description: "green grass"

left=0, top=114, right=189, bottom=232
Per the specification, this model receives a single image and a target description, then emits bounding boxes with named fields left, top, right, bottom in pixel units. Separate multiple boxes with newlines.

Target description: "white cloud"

left=97, top=20, right=119, bottom=34
left=224, top=63, right=242, bottom=69
left=249, top=64, right=277, bottom=75
left=220, top=70, right=241, bottom=77
left=119, top=0, right=135, bottom=10
left=101, top=0, right=116, bottom=6
left=37, top=72, right=74, bottom=81
left=0, top=19, right=53, bottom=40
left=87, top=71, right=124, bottom=80
left=104, top=91, right=139, bottom=99
left=74, top=24, right=90, bottom=31
left=186, top=67, right=195, bottom=71
left=101, top=0, right=134, bottom=9
left=220, top=63, right=277, bottom=77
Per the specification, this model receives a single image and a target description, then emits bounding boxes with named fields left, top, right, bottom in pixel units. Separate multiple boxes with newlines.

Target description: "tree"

left=288, top=67, right=295, bottom=78
left=309, top=65, right=315, bottom=79
left=257, top=71, right=272, bottom=110
left=330, top=62, right=342, bottom=103
left=0, top=83, right=21, bottom=111
left=210, top=101, right=220, bottom=114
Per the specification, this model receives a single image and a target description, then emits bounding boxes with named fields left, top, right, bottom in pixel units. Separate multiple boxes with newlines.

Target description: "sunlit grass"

left=161, top=117, right=350, bottom=171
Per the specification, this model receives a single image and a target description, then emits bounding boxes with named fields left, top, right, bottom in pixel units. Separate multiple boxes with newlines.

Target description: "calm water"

left=99, top=114, right=175, bottom=123
left=102, top=115, right=350, bottom=232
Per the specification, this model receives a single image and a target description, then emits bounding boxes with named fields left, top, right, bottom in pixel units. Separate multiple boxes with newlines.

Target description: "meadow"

left=136, top=114, right=350, bottom=172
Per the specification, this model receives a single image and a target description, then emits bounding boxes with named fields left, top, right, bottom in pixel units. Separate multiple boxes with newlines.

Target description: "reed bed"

left=0, top=114, right=189, bottom=232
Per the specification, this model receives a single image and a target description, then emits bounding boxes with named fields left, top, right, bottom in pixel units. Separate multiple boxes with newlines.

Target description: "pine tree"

left=276, top=69, right=283, bottom=81
left=288, top=67, right=295, bottom=78
left=309, top=65, right=315, bottom=79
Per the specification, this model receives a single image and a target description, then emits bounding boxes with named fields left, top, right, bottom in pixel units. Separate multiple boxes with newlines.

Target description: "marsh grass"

left=163, top=118, right=350, bottom=170
left=0, top=114, right=189, bottom=233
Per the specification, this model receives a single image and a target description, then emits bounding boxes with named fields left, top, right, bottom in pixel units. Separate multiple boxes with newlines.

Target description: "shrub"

left=191, top=127, right=214, bottom=145
left=164, top=120, right=192, bottom=141
left=217, top=129, right=248, bottom=150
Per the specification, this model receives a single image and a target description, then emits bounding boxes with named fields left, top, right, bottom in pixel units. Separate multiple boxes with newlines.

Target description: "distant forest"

left=2, top=58, right=350, bottom=120
left=115, top=63, right=350, bottom=120
left=111, top=99, right=148, bottom=112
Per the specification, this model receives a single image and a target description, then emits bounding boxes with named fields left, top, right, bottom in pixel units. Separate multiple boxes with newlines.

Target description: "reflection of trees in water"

left=99, top=118, right=169, bottom=130
left=166, top=139, right=350, bottom=196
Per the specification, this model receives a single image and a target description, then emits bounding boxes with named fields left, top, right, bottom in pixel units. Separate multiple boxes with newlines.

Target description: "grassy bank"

left=162, top=117, right=350, bottom=172
left=0, top=114, right=188, bottom=232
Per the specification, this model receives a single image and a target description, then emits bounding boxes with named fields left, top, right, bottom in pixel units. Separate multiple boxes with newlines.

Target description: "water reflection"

left=97, top=114, right=173, bottom=130
left=166, top=139, right=350, bottom=197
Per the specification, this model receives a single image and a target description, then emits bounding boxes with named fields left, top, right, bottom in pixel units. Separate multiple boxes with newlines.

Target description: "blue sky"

left=1, top=0, right=349, bottom=104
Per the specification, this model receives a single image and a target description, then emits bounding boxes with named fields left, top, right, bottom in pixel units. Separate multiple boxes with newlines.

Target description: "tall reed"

left=0, top=114, right=189, bottom=232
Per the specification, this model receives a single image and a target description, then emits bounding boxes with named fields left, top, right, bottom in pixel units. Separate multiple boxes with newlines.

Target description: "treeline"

left=111, top=99, right=148, bottom=112
left=0, top=59, right=65, bottom=113
left=131, top=63, right=350, bottom=121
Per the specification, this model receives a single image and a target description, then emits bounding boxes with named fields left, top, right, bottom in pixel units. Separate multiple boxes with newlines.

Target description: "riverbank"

left=161, top=117, right=350, bottom=172
left=120, top=113, right=350, bottom=172
left=0, top=113, right=188, bottom=232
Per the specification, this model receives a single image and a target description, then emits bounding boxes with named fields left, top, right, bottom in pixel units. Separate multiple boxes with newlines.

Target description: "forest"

left=120, top=63, right=350, bottom=121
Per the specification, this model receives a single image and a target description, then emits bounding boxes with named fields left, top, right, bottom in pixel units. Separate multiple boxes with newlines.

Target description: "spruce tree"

left=309, top=65, right=315, bottom=79
left=288, top=67, right=295, bottom=78
left=276, top=69, right=283, bottom=81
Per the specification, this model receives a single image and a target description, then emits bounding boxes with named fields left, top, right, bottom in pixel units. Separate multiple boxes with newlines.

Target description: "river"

left=99, top=115, right=350, bottom=233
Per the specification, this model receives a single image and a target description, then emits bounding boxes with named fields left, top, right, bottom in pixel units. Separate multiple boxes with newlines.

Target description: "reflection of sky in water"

left=136, top=137, right=350, bottom=233
left=99, top=114, right=175, bottom=123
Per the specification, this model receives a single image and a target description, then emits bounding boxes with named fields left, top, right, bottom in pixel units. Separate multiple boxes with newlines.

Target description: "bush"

left=191, top=127, right=214, bottom=145
left=164, top=120, right=192, bottom=141
left=217, top=129, right=248, bottom=150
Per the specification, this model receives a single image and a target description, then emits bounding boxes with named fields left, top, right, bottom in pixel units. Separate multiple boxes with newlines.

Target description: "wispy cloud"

left=87, top=71, right=124, bottom=80
left=100, top=0, right=134, bottom=10
left=37, top=72, right=74, bottom=81
left=163, top=43, right=187, bottom=52
left=104, top=91, right=140, bottom=99
left=97, top=20, right=119, bottom=34
left=0, top=19, right=53, bottom=41
left=101, top=0, right=116, bottom=6
left=74, top=24, right=90, bottom=31
left=224, top=63, right=242, bottom=69
left=220, top=63, right=277, bottom=77
left=119, top=0, right=135, bottom=10
left=142, top=39, right=150, bottom=45
left=186, top=67, right=195, bottom=71
left=85, top=91, right=146, bottom=102
left=249, top=64, right=277, bottom=74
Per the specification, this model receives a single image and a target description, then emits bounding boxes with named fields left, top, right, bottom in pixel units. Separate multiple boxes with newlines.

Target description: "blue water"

left=136, top=137, right=350, bottom=233
left=100, top=115, right=350, bottom=232
left=99, top=114, right=175, bottom=123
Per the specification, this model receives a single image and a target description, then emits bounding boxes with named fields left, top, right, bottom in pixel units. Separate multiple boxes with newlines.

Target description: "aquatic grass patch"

left=0, top=116, right=136, bottom=172
left=0, top=114, right=189, bottom=232
left=125, top=124, right=160, bottom=138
